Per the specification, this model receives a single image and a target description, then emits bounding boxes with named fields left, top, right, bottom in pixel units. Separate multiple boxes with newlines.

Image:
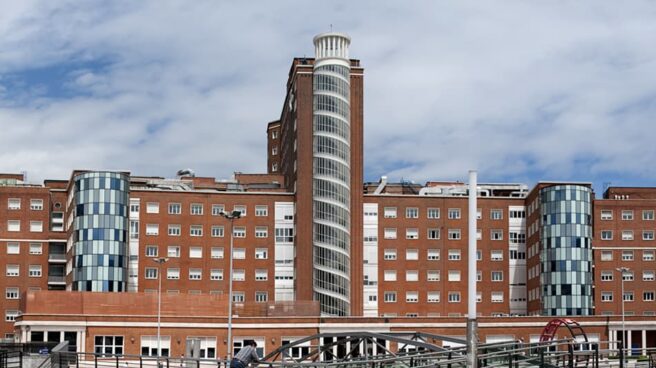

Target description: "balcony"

left=48, top=253, right=67, bottom=263
left=48, top=276, right=66, bottom=285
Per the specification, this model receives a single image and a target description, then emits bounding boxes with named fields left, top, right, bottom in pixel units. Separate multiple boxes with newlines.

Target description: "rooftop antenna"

left=330, top=24, right=333, bottom=32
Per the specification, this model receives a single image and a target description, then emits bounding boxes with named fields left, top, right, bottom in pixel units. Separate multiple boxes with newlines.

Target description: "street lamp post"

left=153, top=257, right=169, bottom=367
left=220, top=210, right=242, bottom=361
left=616, top=266, right=630, bottom=360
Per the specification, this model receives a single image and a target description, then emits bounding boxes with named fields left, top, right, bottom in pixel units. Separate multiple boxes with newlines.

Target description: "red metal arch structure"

left=539, top=318, right=588, bottom=343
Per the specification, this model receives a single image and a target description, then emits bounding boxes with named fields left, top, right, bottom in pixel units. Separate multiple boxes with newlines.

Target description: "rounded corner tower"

left=312, top=32, right=352, bottom=316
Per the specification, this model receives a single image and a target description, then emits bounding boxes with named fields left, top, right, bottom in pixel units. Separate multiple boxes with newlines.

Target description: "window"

left=509, top=250, right=525, bottom=260
left=5, top=311, right=19, bottom=322
left=190, top=204, right=203, bottom=215
left=643, top=271, right=655, bottom=281
left=448, top=249, right=461, bottom=260
left=448, top=208, right=461, bottom=219
left=190, top=225, right=203, bottom=237
left=448, top=229, right=461, bottom=240
left=477, top=208, right=482, bottom=220
left=405, top=207, right=418, bottom=218
left=406, top=270, right=419, bottom=282
left=130, top=202, right=140, bottom=214
left=94, top=336, right=124, bottom=355
left=233, top=269, right=245, bottom=281
left=384, top=249, right=397, bottom=260
left=233, top=226, right=246, bottom=238
left=427, top=208, right=440, bottom=219
left=644, top=210, right=655, bottom=220
left=491, top=292, right=504, bottom=303
left=600, top=231, right=613, bottom=240
left=5, top=288, right=19, bottom=300
left=644, top=250, right=655, bottom=261
left=144, top=246, right=158, bottom=258
left=167, top=268, right=180, bottom=280
left=271, top=130, right=278, bottom=139
left=145, top=268, right=158, bottom=279
left=427, top=291, right=440, bottom=303
left=211, top=204, right=225, bottom=216
left=622, top=231, right=634, bottom=241
left=448, top=292, right=461, bottom=303
left=491, top=250, right=503, bottom=261
left=7, top=243, right=19, bottom=255
left=130, top=220, right=139, bottom=239
left=167, top=225, right=181, bottom=236
left=233, top=248, right=246, bottom=259
left=490, top=209, right=503, bottom=220
left=255, top=270, right=268, bottom=281
left=384, top=270, right=397, bottom=281
left=601, top=292, right=613, bottom=302
left=477, top=270, right=482, bottom=281
left=7, top=220, right=20, bottom=232
left=427, top=228, right=440, bottom=239
left=384, top=291, right=397, bottom=303
left=622, top=272, right=634, bottom=281
left=405, top=229, right=419, bottom=239
left=509, top=232, right=526, bottom=244
left=7, top=198, right=20, bottom=210
left=167, top=246, right=180, bottom=258
left=601, top=250, right=613, bottom=261
left=146, top=224, right=159, bottom=236
left=255, top=292, right=268, bottom=302
left=383, top=207, right=397, bottom=218
left=622, top=210, right=634, bottom=220
left=275, top=228, right=294, bottom=242
left=29, top=243, right=42, bottom=255
left=210, top=247, right=224, bottom=259
left=623, top=292, right=634, bottom=302
left=255, top=205, right=268, bottom=216
left=255, top=227, right=268, bottom=238
left=406, top=291, right=418, bottom=303
left=644, top=292, right=655, bottom=301
left=255, top=248, right=268, bottom=259
left=146, top=202, right=159, bottom=214
left=233, top=205, right=247, bottom=216
left=6, top=265, right=19, bottom=277
left=29, top=265, right=42, bottom=277
left=644, top=231, right=655, bottom=240
left=141, top=336, right=170, bottom=357
left=232, top=292, right=245, bottom=302
left=189, top=269, right=202, bottom=280
left=427, top=270, right=440, bottom=281
left=427, top=249, right=440, bottom=260
left=490, top=230, right=503, bottom=240
left=30, top=199, right=43, bottom=211
left=406, top=249, right=418, bottom=260
left=189, top=247, right=202, bottom=258
left=211, top=226, right=224, bottom=237
left=622, top=251, right=634, bottom=261
left=210, top=269, right=223, bottom=280
left=600, top=271, right=613, bottom=281
left=448, top=270, right=461, bottom=282
left=477, top=292, right=482, bottom=303
left=600, top=210, right=615, bottom=221
left=168, top=203, right=181, bottom=214
left=477, top=250, right=482, bottom=261
left=491, top=271, right=503, bottom=282
left=384, top=228, right=397, bottom=239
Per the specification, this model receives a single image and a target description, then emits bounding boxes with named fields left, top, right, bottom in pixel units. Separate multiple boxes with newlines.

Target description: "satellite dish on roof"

left=176, top=169, right=195, bottom=177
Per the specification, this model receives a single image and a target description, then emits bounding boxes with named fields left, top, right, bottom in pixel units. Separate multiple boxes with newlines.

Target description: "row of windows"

left=381, top=228, right=513, bottom=241
left=137, top=203, right=268, bottom=217
left=5, top=265, right=42, bottom=277
left=600, top=209, right=655, bottom=221
left=5, top=242, right=43, bottom=255
left=144, top=268, right=281, bottom=282
left=145, top=246, right=270, bottom=260
left=1, top=220, right=44, bottom=232
left=600, top=291, right=656, bottom=302
left=382, top=270, right=504, bottom=282
left=381, top=248, right=510, bottom=261
left=6, top=198, right=44, bottom=210
left=599, top=250, right=655, bottom=261
left=599, top=270, right=655, bottom=281
left=600, top=230, right=655, bottom=241
left=378, top=207, right=525, bottom=220
left=381, top=291, right=505, bottom=303
left=142, top=224, right=276, bottom=238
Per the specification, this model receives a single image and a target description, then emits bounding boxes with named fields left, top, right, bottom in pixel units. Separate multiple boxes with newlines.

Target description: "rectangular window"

left=427, top=249, right=440, bottom=260
left=7, top=220, right=20, bottom=232
left=5, top=311, right=19, bottom=322
left=233, top=248, right=246, bottom=259
left=622, top=251, right=634, bottom=261
left=622, top=231, right=634, bottom=241
left=168, top=203, right=181, bottom=214
left=255, top=248, right=268, bottom=259
left=146, top=202, right=159, bottom=214
left=233, top=226, right=246, bottom=238
left=490, top=230, right=503, bottom=240
left=644, top=210, right=655, bottom=220
left=622, top=210, right=634, bottom=220
left=255, top=226, right=268, bottom=238
left=210, top=269, right=223, bottom=281
left=405, top=207, right=418, bottom=218
left=448, top=208, right=461, bottom=219
left=383, top=228, right=397, bottom=239
left=233, top=269, right=245, bottom=281
left=406, top=291, right=418, bottom=303
left=600, top=271, right=613, bottom=281
left=7, top=243, right=19, bottom=255
left=211, top=226, right=224, bottom=238
left=8, top=198, right=20, bottom=210
left=190, top=203, right=203, bottom=215
left=145, top=246, right=159, bottom=257
left=509, top=232, right=526, bottom=244
left=255, top=269, right=268, bottom=281
left=427, top=228, right=440, bottom=239
left=405, top=249, right=418, bottom=260
left=94, top=335, right=125, bottom=356
left=145, top=268, right=158, bottom=279
left=190, top=225, right=203, bottom=237
left=406, top=270, right=418, bottom=282
left=600, top=210, right=613, bottom=220
left=211, top=247, right=224, bottom=259
left=490, top=209, right=503, bottom=220
left=477, top=270, right=482, bottom=281
left=601, top=231, right=613, bottom=240
left=145, top=224, right=159, bottom=236
left=275, top=228, right=294, bottom=242
left=255, top=292, right=268, bottom=302
left=448, top=292, right=461, bottom=303
left=141, top=336, right=170, bottom=357
left=406, top=228, right=419, bottom=239
left=384, top=292, right=397, bottom=303
left=211, top=204, right=225, bottom=216
left=601, top=250, right=613, bottom=261
left=167, top=225, right=181, bottom=236
left=383, top=249, right=397, bottom=260
left=623, top=292, right=634, bottom=302
left=232, top=292, right=245, bottom=302
left=477, top=250, right=482, bottom=261
left=490, top=250, right=503, bottom=261
left=130, top=220, right=139, bottom=239
left=167, top=246, right=180, bottom=258
left=29, top=243, right=42, bottom=255
left=601, top=292, right=613, bottom=302
left=644, top=250, right=655, bottom=261
left=448, top=249, right=461, bottom=260
left=30, top=199, right=43, bottom=211
left=448, top=229, right=461, bottom=240
left=189, top=269, right=202, bottom=280
left=427, top=208, right=440, bottom=219
left=5, top=288, right=19, bottom=300
left=643, top=271, right=655, bottom=281
left=427, top=270, right=440, bottom=281
left=233, top=205, right=247, bottom=216
left=383, top=207, right=397, bottom=218
left=622, top=272, right=634, bottom=281
left=644, top=231, right=655, bottom=240
left=28, top=265, right=42, bottom=277
left=255, top=205, right=268, bottom=216
left=384, top=270, right=397, bottom=281
left=167, top=268, right=180, bottom=280
left=491, top=292, right=504, bottom=303
left=448, top=270, right=461, bottom=282
left=491, top=271, right=503, bottom=281
left=644, top=292, right=655, bottom=301
left=427, top=291, right=440, bottom=303
left=189, top=247, right=202, bottom=258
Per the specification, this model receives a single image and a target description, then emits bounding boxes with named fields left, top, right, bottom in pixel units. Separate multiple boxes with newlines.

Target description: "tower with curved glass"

left=539, top=184, right=593, bottom=315
left=312, top=33, right=352, bottom=315
left=71, top=171, right=129, bottom=292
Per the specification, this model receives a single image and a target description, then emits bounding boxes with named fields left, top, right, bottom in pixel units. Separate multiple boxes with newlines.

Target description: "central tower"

left=311, top=33, right=352, bottom=315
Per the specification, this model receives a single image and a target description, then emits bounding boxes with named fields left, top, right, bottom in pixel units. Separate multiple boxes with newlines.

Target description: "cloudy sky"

left=1, top=1, right=655, bottom=194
